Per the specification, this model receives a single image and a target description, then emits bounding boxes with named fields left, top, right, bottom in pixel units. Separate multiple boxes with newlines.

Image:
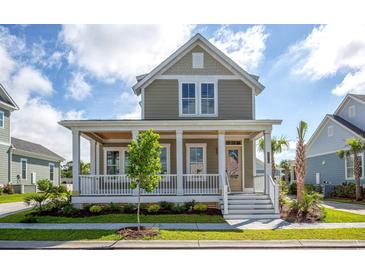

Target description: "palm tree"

left=295, top=121, right=308, bottom=203
left=259, top=136, right=289, bottom=179
left=279, top=160, right=291, bottom=183
left=337, top=138, right=365, bottom=201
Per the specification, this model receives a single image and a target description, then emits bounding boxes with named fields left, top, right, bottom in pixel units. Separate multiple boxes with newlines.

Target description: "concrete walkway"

left=0, top=202, right=32, bottom=218
left=0, top=240, right=365, bottom=249
left=323, top=201, right=365, bottom=215
left=1, top=219, right=365, bottom=230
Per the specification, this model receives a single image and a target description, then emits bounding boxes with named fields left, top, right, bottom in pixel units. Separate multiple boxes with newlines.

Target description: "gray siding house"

left=306, top=94, right=365, bottom=185
left=60, top=34, right=282, bottom=219
left=0, top=84, right=64, bottom=193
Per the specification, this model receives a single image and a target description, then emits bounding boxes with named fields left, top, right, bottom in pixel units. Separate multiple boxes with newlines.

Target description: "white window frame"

left=192, top=52, right=204, bottom=69
left=179, top=79, right=218, bottom=117
left=0, top=110, right=4, bottom=129
left=349, top=105, right=356, bottom=118
left=103, top=147, right=126, bottom=175
left=49, top=163, right=55, bottom=182
left=185, top=143, right=207, bottom=174
left=20, top=158, right=27, bottom=180
left=345, top=153, right=364, bottom=180
left=327, top=125, right=333, bottom=137
left=160, top=144, right=171, bottom=174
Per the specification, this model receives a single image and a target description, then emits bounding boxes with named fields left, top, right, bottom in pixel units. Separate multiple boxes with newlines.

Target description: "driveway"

left=0, top=202, right=32, bottom=218
left=322, top=201, right=365, bottom=215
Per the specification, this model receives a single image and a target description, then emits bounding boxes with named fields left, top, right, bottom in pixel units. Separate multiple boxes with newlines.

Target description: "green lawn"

left=0, top=210, right=226, bottom=223
left=323, top=207, right=365, bottom=223
left=1, top=228, right=365, bottom=241
left=325, top=198, right=365, bottom=205
left=0, top=193, right=32, bottom=204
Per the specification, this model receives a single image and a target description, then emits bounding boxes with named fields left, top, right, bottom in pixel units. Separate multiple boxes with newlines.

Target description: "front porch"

left=60, top=119, right=280, bottom=215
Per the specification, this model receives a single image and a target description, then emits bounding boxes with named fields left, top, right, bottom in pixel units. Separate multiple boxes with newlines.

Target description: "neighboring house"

left=255, top=158, right=283, bottom=179
left=306, top=94, right=365, bottom=186
left=0, top=84, right=64, bottom=193
left=60, top=34, right=282, bottom=219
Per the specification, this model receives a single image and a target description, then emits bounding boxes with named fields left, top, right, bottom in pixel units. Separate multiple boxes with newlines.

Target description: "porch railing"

left=253, top=175, right=265, bottom=193
left=183, top=174, right=220, bottom=195
left=268, top=175, right=279, bottom=214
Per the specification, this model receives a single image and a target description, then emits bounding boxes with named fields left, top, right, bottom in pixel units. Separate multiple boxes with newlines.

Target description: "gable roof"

left=351, top=94, right=365, bottom=102
left=0, top=83, right=19, bottom=111
left=11, top=137, right=64, bottom=162
left=330, top=114, right=365, bottom=138
left=334, top=93, right=365, bottom=115
left=132, top=33, right=265, bottom=95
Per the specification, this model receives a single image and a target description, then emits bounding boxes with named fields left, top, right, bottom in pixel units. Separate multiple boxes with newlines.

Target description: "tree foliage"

left=61, top=161, right=90, bottom=178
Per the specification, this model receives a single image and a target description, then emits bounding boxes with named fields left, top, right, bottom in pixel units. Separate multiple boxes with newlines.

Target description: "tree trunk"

left=295, top=140, right=306, bottom=203
left=354, top=154, right=363, bottom=201
left=137, top=185, right=141, bottom=231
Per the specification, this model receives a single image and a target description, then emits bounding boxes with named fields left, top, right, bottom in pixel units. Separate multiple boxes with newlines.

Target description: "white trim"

left=345, top=153, right=364, bottom=180
left=185, top=143, right=207, bottom=174
left=251, top=90, right=255, bottom=119
left=20, top=158, right=27, bottom=181
left=141, top=88, right=145, bottom=119
left=0, top=110, right=4, bottom=129
left=12, top=149, right=64, bottom=162
left=157, top=75, right=241, bottom=80
left=160, top=143, right=171, bottom=174
left=103, top=147, right=126, bottom=175
left=334, top=94, right=365, bottom=115
left=179, top=81, right=198, bottom=116
left=307, top=149, right=345, bottom=158
left=0, top=141, right=11, bottom=146
left=0, top=83, right=19, bottom=110
left=327, top=125, right=334, bottom=137
left=49, top=163, right=55, bottom=182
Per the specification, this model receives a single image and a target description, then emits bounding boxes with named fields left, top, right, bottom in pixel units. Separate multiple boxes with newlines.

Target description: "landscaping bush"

left=305, top=184, right=323, bottom=194
left=330, top=182, right=362, bottom=199
left=171, top=204, right=186, bottom=214
left=159, top=201, right=174, bottom=211
left=0, top=185, right=3, bottom=195
left=89, top=205, right=103, bottom=214
left=147, top=204, right=161, bottom=214
left=288, top=182, right=297, bottom=195
left=193, top=203, right=207, bottom=212
left=279, top=180, right=289, bottom=206
left=20, top=216, right=38, bottom=223
left=105, top=202, right=121, bottom=212
left=62, top=204, right=78, bottom=216
left=122, top=204, right=136, bottom=213
left=3, top=183, right=14, bottom=194
left=183, top=200, right=196, bottom=211
left=24, top=193, right=49, bottom=212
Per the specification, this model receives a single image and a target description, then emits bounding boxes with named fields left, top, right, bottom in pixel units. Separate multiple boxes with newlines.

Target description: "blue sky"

left=1, top=24, right=364, bottom=161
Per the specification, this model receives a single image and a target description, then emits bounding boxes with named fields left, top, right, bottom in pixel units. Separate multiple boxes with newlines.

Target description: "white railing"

left=253, top=175, right=265, bottom=193
left=79, top=175, right=177, bottom=196
left=268, top=175, right=279, bottom=214
left=222, top=173, right=229, bottom=214
left=183, top=174, right=220, bottom=195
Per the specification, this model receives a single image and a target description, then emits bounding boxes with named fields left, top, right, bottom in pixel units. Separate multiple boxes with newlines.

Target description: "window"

left=186, top=144, right=207, bottom=174
left=0, top=110, right=4, bottom=128
left=123, top=150, right=129, bottom=173
left=182, top=83, right=196, bottom=115
left=349, top=105, right=356, bottom=118
left=21, top=158, right=27, bottom=180
left=192, top=52, right=204, bottom=68
left=346, top=153, right=364, bottom=180
left=106, top=151, right=120, bottom=175
left=160, top=144, right=170, bottom=174
left=327, top=126, right=333, bottom=137
left=49, top=163, right=55, bottom=181
left=200, top=83, right=215, bottom=114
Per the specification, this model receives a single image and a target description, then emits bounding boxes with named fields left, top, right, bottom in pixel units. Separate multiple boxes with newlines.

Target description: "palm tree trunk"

left=354, top=155, right=363, bottom=201
left=137, top=185, right=141, bottom=231
left=271, top=155, right=276, bottom=179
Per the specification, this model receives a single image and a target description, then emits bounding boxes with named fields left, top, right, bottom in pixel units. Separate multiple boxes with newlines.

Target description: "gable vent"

left=192, top=52, right=204, bottom=68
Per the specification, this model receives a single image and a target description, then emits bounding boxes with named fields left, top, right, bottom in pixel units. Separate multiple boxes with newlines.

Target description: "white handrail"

left=225, top=172, right=231, bottom=193
left=268, top=175, right=279, bottom=214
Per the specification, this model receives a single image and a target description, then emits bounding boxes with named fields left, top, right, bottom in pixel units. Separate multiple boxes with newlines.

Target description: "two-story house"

left=306, top=94, right=365, bottom=186
left=0, top=84, right=64, bottom=193
left=60, top=34, right=282, bottom=219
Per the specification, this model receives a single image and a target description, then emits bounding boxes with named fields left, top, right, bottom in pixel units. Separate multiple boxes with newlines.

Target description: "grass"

left=323, top=207, right=365, bottom=223
left=1, top=228, right=365, bottom=241
left=325, top=198, right=365, bottom=205
left=0, top=210, right=226, bottom=223
left=0, top=193, right=32, bottom=204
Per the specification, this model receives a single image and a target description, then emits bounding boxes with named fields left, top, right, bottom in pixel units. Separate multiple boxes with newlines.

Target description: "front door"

left=225, top=146, right=243, bottom=192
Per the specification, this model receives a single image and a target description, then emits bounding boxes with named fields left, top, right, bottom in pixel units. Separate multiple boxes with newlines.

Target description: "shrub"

left=159, top=201, right=174, bottom=211
left=105, top=202, right=121, bottom=212
left=0, top=185, right=3, bottom=195
left=290, top=192, right=321, bottom=215
left=24, top=193, right=49, bottom=212
left=62, top=204, right=78, bottom=216
left=279, top=180, right=289, bottom=206
left=305, top=184, right=323, bottom=194
left=37, top=179, right=53, bottom=192
left=171, top=204, right=186, bottom=214
left=89, top=205, right=103, bottom=214
left=21, top=216, right=38, bottom=223
left=193, top=203, right=207, bottom=212
left=288, top=182, right=297, bottom=195
left=331, top=182, right=361, bottom=199
left=3, top=183, right=14, bottom=194
left=183, top=200, right=196, bottom=211
left=123, top=204, right=136, bottom=213
left=147, top=204, right=160, bottom=214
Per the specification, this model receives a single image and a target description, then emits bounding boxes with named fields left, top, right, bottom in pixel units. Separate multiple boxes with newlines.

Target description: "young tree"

left=126, top=129, right=162, bottom=231
left=337, top=138, right=365, bottom=201
left=295, top=121, right=308, bottom=203
left=279, top=160, right=291, bottom=183
left=259, top=136, right=289, bottom=179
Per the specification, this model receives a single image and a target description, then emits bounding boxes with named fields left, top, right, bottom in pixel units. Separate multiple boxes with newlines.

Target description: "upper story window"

left=0, top=110, right=4, bottom=128
left=180, top=81, right=217, bottom=117
left=192, top=52, right=204, bottom=68
left=327, top=125, right=333, bottom=137
left=349, top=105, right=356, bottom=118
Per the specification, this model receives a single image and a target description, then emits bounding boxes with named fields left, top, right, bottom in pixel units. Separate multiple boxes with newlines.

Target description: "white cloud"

left=60, top=24, right=195, bottom=84
left=67, top=72, right=91, bottom=101
left=210, top=25, right=268, bottom=72
left=286, top=24, right=365, bottom=96
left=117, top=105, right=141, bottom=120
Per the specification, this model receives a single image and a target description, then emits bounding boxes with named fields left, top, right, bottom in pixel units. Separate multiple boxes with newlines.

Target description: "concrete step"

left=225, top=209, right=276, bottom=214
left=220, top=199, right=272, bottom=205
left=221, top=204, right=274, bottom=209
left=226, top=194, right=270, bottom=200
left=223, top=213, right=280, bottom=219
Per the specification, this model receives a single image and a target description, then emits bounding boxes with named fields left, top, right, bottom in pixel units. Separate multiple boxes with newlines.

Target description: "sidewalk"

left=322, top=201, right=365, bottom=215
left=1, top=220, right=365, bottom=230
left=0, top=240, right=365, bottom=249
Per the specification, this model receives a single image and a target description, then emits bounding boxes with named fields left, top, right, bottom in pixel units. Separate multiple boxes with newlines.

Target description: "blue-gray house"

left=305, top=94, right=365, bottom=185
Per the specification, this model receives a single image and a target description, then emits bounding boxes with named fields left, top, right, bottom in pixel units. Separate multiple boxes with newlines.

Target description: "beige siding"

left=0, top=107, right=10, bottom=144
left=144, top=79, right=253, bottom=120
left=163, top=45, right=233, bottom=75
left=183, top=139, right=218, bottom=174
left=244, top=139, right=254, bottom=188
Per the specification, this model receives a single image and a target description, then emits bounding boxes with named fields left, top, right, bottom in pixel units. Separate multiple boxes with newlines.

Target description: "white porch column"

left=263, top=130, right=272, bottom=195
left=95, top=142, right=100, bottom=175
left=218, top=131, right=226, bottom=189
left=72, top=130, right=81, bottom=195
left=132, top=129, right=139, bottom=140
left=176, top=129, right=183, bottom=195
left=90, top=139, right=96, bottom=175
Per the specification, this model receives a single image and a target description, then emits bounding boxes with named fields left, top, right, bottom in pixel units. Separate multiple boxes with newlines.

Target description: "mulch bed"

left=280, top=204, right=324, bottom=223
left=117, top=226, right=160, bottom=240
